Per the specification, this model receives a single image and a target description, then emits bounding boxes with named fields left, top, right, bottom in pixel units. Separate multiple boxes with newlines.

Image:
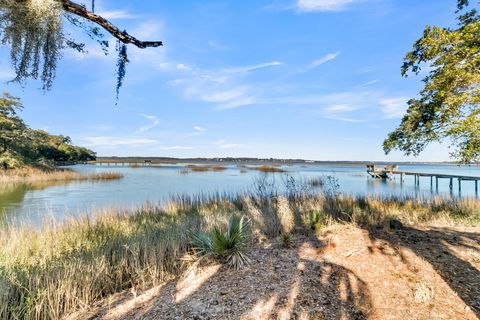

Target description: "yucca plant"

left=192, top=215, right=251, bottom=269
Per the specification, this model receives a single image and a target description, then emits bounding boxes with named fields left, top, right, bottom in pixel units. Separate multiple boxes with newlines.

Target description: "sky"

left=0, top=0, right=460, bottom=161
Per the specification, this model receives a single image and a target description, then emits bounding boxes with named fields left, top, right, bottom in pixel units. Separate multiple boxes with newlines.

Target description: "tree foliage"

left=0, top=92, right=96, bottom=169
left=383, top=0, right=480, bottom=162
left=0, top=0, right=162, bottom=99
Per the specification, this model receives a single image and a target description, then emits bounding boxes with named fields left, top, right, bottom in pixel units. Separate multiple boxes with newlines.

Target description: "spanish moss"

left=115, top=39, right=129, bottom=103
left=0, top=0, right=63, bottom=90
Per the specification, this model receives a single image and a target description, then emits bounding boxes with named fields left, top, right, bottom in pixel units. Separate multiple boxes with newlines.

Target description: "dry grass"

left=184, top=165, right=228, bottom=172
left=186, top=165, right=210, bottom=172
left=0, top=168, right=123, bottom=184
left=0, top=192, right=479, bottom=319
left=211, top=166, right=228, bottom=172
left=249, top=166, right=286, bottom=173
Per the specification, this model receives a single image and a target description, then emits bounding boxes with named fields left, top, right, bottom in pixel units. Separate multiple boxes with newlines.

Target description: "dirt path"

left=79, top=225, right=480, bottom=320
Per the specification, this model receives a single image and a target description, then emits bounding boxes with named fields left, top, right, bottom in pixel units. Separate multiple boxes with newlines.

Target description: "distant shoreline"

left=93, top=157, right=478, bottom=166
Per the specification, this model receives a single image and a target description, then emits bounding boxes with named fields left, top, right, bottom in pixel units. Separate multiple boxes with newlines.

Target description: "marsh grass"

left=0, top=189, right=479, bottom=319
left=187, top=165, right=211, bottom=172
left=211, top=165, right=228, bottom=172
left=0, top=167, right=123, bottom=184
left=250, top=166, right=286, bottom=173
left=184, top=165, right=228, bottom=172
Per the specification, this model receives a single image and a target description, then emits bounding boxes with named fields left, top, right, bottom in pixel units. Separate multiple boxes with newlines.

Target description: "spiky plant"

left=191, top=231, right=213, bottom=255
left=192, top=215, right=251, bottom=269
left=279, top=232, right=293, bottom=248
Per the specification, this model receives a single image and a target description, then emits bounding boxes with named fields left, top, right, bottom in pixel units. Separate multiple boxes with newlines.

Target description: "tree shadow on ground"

left=366, top=225, right=480, bottom=318
left=87, top=234, right=373, bottom=320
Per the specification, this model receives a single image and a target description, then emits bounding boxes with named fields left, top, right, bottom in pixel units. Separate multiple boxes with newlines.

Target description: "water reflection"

left=0, top=164, right=478, bottom=226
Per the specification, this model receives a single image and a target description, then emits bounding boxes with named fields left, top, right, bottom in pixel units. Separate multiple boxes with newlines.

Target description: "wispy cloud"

left=138, top=113, right=160, bottom=132
left=167, top=61, right=275, bottom=110
left=296, top=0, right=368, bottom=12
left=223, top=61, right=283, bottom=74
left=200, top=87, right=250, bottom=103
left=82, top=136, right=158, bottom=147
left=186, top=126, right=207, bottom=137
left=96, top=10, right=136, bottom=20
left=309, top=52, right=341, bottom=69
left=208, top=40, right=229, bottom=50
left=380, top=98, right=408, bottom=119
left=193, top=126, right=206, bottom=133
left=253, top=91, right=408, bottom=122
left=359, top=79, right=380, bottom=86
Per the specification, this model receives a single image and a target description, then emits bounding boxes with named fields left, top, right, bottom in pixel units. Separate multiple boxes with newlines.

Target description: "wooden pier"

left=366, top=165, right=480, bottom=194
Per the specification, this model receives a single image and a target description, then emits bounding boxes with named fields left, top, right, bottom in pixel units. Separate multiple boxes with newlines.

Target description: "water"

left=1, top=163, right=479, bottom=226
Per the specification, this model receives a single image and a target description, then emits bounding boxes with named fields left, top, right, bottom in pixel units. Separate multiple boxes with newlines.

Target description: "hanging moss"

left=115, top=39, right=129, bottom=103
left=0, top=0, right=63, bottom=90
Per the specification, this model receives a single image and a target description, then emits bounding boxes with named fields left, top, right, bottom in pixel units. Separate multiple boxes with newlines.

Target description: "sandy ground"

left=75, top=225, right=480, bottom=320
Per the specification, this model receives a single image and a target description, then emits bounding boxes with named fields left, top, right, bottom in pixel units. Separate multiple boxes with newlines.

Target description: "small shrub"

left=279, top=232, right=293, bottom=248
left=310, top=210, right=321, bottom=230
left=192, top=215, right=251, bottom=269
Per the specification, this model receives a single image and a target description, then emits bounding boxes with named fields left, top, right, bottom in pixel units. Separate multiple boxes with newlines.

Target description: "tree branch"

left=60, top=0, right=163, bottom=49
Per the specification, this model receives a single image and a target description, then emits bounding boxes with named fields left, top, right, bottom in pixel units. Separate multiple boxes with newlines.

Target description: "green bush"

left=192, top=215, right=251, bottom=269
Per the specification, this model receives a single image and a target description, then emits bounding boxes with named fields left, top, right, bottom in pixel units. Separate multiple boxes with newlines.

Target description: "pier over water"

left=366, top=164, right=480, bottom=195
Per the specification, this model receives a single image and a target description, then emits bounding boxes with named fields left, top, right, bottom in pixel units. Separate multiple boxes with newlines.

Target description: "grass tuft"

left=192, top=215, right=251, bottom=270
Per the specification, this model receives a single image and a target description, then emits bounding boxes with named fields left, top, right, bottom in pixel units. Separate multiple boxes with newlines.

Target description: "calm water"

left=1, top=163, right=479, bottom=225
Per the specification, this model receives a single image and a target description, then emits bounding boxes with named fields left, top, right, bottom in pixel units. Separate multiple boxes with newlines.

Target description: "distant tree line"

left=0, top=93, right=95, bottom=169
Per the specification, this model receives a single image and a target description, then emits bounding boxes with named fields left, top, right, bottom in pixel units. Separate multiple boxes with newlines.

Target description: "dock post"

left=449, top=178, right=453, bottom=191
left=400, top=173, right=404, bottom=184
left=430, top=176, right=433, bottom=190
left=476, top=180, right=478, bottom=196
left=416, top=175, right=420, bottom=187
left=458, top=178, right=462, bottom=193
left=435, top=177, right=439, bottom=191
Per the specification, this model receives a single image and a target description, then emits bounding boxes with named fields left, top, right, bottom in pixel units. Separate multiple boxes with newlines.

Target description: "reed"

left=211, top=165, right=228, bottom=172
left=185, top=165, right=228, bottom=172
left=250, top=165, right=286, bottom=173
left=0, top=191, right=478, bottom=319
left=186, top=164, right=210, bottom=172
left=0, top=168, right=123, bottom=184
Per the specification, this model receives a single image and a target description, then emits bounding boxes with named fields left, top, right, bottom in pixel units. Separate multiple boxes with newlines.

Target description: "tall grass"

left=0, top=187, right=479, bottom=319
left=250, top=165, right=286, bottom=173
left=0, top=167, right=123, bottom=184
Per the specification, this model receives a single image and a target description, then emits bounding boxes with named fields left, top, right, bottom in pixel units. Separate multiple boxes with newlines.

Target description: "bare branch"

left=59, top=0, right=163, bottom=48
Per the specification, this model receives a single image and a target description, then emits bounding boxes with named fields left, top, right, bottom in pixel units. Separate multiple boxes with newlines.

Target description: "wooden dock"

left=366, top=165, right=480, bottom=194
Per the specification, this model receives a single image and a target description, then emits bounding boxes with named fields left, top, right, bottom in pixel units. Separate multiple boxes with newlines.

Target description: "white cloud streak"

left=96, top=10, right=136, bottom=20
left=309, top=52, right=341, bottom=69
left=296, top=0, right=368, bottom=12
left=138, top=113, right=160, bottom=132
left=380, top=98, right=408, bottom=119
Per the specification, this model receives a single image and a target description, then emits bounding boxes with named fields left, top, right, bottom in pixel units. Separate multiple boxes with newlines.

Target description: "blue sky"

left=0, top=0, right=459, bottom=161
